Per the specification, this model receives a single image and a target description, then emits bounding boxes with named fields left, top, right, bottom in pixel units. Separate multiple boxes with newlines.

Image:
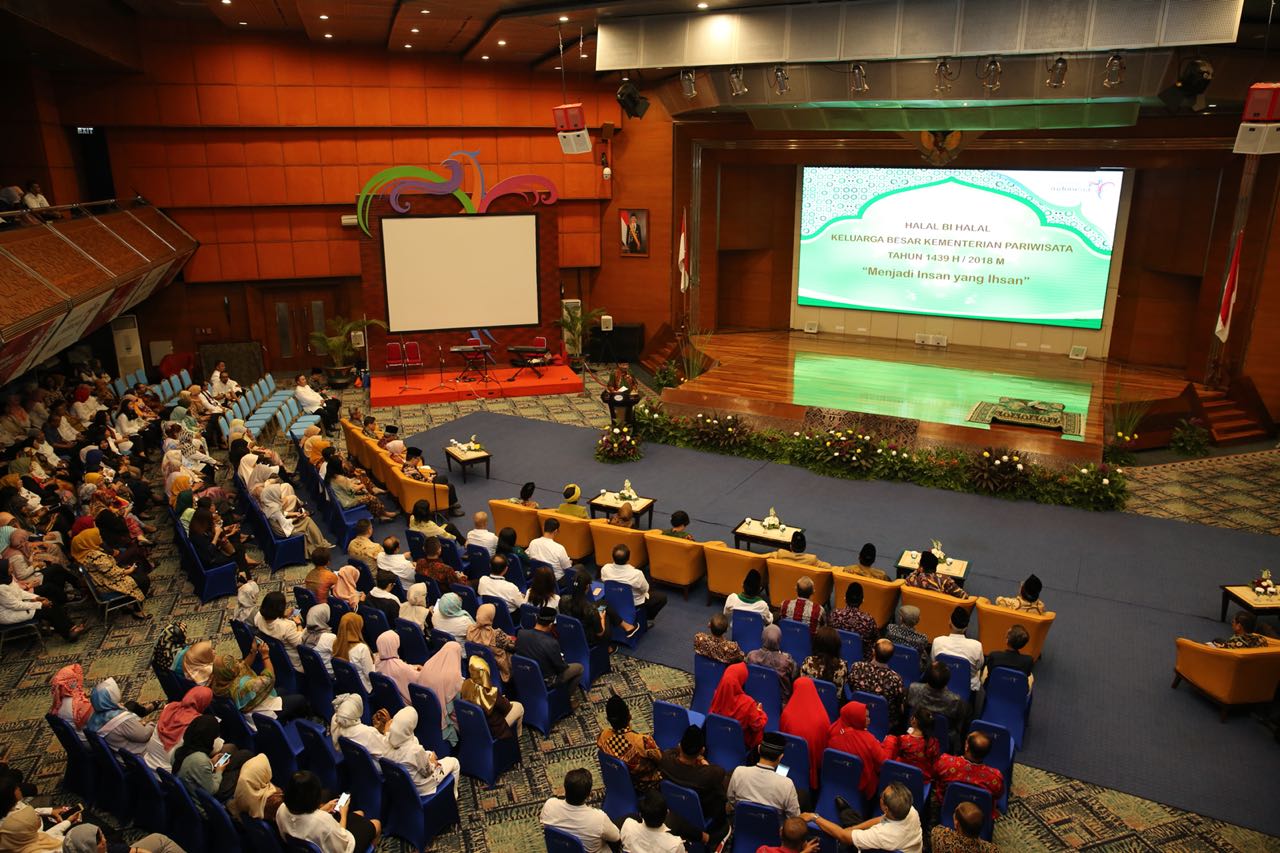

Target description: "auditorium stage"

left=368, top=364, right=583, bottom=407
left=661, top=331, right=1191, bottom=465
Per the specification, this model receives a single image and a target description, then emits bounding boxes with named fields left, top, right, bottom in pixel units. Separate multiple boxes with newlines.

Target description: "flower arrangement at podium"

left=595, top=424, right=642, bottom=463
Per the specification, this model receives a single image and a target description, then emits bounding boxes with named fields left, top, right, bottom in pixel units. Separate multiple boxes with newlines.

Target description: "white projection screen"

left=382, top=215, right=540, bottom=332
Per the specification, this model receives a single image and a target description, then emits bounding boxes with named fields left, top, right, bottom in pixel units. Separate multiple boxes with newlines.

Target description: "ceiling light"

left=697, top=1, right=709, bottom=7
left=410, top=27, right=419, bottom=33
left=772, top=64, right=790, bottom=94
left=933, top=57, right=958, bottom=92
left=323, top=33, right=332, bottom=38
left=497, top=39, right=506, bottom=45
left=580, top=53, right=589, bottom=59
left=554, top=65, right=562, bottom=70
left=238, top=21, right=247, bottom=25
left=559, top=15, right=569, bottom=22
left=404, top=44, right=412, bottom=48
left=1045, top=54, right=1068, bottom=88
left=680, top=68, right=697, bottom=98
left=728, top=66, right=747, bottom=96
left=420, top=8, right=429, bottom=12
left=482, top=54, right=490, bottom=60
left=319, top=14, right=328, bottom=20
left=220, top=0, right=230, bottom=4
left=977, top=56, right=1001, bottom=94
left=1102, top=52, right=1125, bottom=89
left=850, top=62, right=869, bottom=93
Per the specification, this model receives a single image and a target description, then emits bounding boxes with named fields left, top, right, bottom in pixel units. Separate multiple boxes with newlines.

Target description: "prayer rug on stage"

left=967, top=398, right=1084, bottom=436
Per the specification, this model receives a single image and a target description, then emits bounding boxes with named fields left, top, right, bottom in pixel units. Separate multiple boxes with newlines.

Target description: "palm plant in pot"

left=309, top=316, right=388, bottom=388
left=554, top=305, right=606, bottom=370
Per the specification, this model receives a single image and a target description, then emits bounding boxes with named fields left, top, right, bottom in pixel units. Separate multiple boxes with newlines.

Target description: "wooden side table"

left=443, top=445, right=491, bottom=483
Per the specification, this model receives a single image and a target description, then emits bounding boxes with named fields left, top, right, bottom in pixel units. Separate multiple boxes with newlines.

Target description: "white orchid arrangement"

left=618, top=479, right=639, bottom=501
left=762, top=507, right=782, bottom=530
left=930, top=539, right=946, bottom=562
left=1254, top=568, right=1277, bottom=597
left=449, top=435, right=485, bottom=453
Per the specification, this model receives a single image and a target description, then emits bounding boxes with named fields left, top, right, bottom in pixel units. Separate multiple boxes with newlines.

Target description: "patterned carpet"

left=1124, top=449, right=1280, bottom=536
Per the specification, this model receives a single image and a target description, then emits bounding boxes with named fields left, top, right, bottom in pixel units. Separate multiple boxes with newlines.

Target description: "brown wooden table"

left=443, top=445, right=491, bottom=483
left=896, top=550, right=970, bottom=585
left=589, top=492, right=656, bottom=528
left=733, top=519, right=804, bottom=552
left=1219, top=584, right=1280, bottom=622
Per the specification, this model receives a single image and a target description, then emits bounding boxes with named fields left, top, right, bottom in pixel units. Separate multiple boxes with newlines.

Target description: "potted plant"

left=554, top=305, right=606, bottom=368
left=309, top=316, right=387, bottom=388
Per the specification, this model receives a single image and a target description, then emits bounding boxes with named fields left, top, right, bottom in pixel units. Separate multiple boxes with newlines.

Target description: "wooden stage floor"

left=661, top=331, right=1190, bottom=464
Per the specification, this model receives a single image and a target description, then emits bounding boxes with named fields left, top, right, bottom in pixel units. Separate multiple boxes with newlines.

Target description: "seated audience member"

left=885, top=605, right=931, bottom=670
left=301, top=605, right=337, bottom=674
left=430, top=593, right=475, bottom=643
left=327, top=457, right=397, bottom=522
left=416, top=536, right=469, bottom=589
left=466, top=511, right=499, bottom=555
left=607, top=502, right=636, bottom=529
left=210, top=368, right=241, bottom=402
left=231, top=754, right=283, bottom=821
left=762, top=531, right=832, bottom=570
left=756, top=816, right=818, bottom=853
left=1212, top=610, right=1269, bottom=649
left=86, top=678, right=156, bottom=756
left=511, top=481, right=540, bottom=508
left=723, top=568, right=773, bottom=627
left=746, top=624, right=799, bottom=703
left=995, top=573, right=1045, bottom=614
left=779, top=576, right=825, bottom=634
left=709, top=663, right=768, bottom=750
left=49, top=663, right=93, bottom=732
left=330, top=564, right=364, bottom=612
left=726, top=732, right=800, bottom=817
left=601, top=543, right=667, bottom=624
left=259, top=482, right=335, bottom=554
left=477, top=554, right=523, bottom=613
left=376, top=424, right=399, bottom=450
left=828, top=582, right=877, bottom=661
left=526, top=518, right=573, bottom=580
left=848, top=639, right=906, bottom=731
left=620, top=789, right=685, bottom=853
left=540, top=768, right=620, bottom=853
left=933, top=732, right=1005, bottom=816
left=827, top=700, right=886, bottom=801
left=555, top=483, right=588, bottom=518
left=495, top=526, right=528, bottom=565
left=467, top=599, right=519, bottom=676
left=780, top=678, right=829, bottom=789
left=401, top=446, right=463, bottom=518
left=0, top=557, right=84, bottom=641
left=803, top=781, right=923, bottom=853
left=882, top=708, right=942, bottom=784
left=905, top=551, right=966, bottom=598
left=984, top=625, right=1036, bottom=688
left=525, top=565, right=561, bottom=610
left=377, top=536, right=417, bottom=589
left=461, top=653, right=524, bottom=738
left=400, top=583, right=430, bottom=627
left=693, top=613, right=745, bottom=664
left=255, top=590, right=306, bottom=671
left=515, top=607, right=584, bottom=700
left=408, top=499, right=459, bottom=541
left=365, top=570, right=403, bottom=625
left=800, top=626, right=848, bottom=695
left=664, top=509, right=694, bottom=540
left=303, top=548, right=339, bottom=604
left=931, top=607, right=984, bottom=693
left=187, top=507, right=256, bottom=575
left=931, top=801, right=998, bottom=853
left=360, top=414, right=381, bottom=440
left=332, top=613, right=376, bottom=691
left=172, top=713, right=253, bottom=802
left=907, top=662, right=969, bottom=749
left=560, top=573, right=629, bottom=646
left=658, top=725, right=729, bottom=841
left=277, top=770, right=381, bottom=853
left=597, top=695, right=663, bottom=793
left=292, top=374, right=340, bottom=435
left=211, top=641, right=301, bottom=719
left=21, top=180, right=51, bottom=212
left=384, top=706, right=461, bottom=797
left=841, top=542, right=890, bottom=581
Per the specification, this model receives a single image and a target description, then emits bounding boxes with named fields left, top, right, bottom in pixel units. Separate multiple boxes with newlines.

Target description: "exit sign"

left=76, top=127, right=94, bottom=135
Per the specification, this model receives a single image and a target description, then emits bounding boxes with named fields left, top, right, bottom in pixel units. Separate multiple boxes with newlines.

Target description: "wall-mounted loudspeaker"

left=600, top=314, right=614, bottom=332
left=1068, top=345, right=1088, bottom=360
left=803, top=321, right=819, bottom=334
left=558, top=130, right=591, bottom=155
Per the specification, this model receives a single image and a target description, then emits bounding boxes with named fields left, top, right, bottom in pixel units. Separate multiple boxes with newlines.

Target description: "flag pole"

left=1206, top=154, right=1260, bottom=388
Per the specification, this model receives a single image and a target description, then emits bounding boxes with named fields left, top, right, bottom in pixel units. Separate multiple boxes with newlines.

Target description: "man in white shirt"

left=803, top=781, right=923, bottom=853
left=930, top=606, right=985, bottom=692
left=600, top=544, right=667, bottom=623
left=526, top=517, right=572, bottom=580
left=376, top=536, right=417, bottom=589
left=620, top=789, right=685, bottom=853
left=726, top=732, right=800, bottom=818
left=465, top=511, right=499, bottom=556
left=293, top=373, right=339, bottom=434
left=476, top=554, right=523, bottom=613
left=540, top=768, right=620, bottom=853
left=192, top=383, right=225, bottom=415
left=211, top=370, right=241, bottom=401
left=22, top=181, right=51, bottom=211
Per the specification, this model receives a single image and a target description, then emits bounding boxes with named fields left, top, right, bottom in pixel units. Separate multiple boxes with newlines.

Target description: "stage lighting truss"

left=850, top=62, right=869, bottom=94
left=1045, top=54, right=1069, bottom=88
left=680, top=68, right=698, bottom=98
left=772, top=64, right=790, bottom=94
left=728, top=66, right=748, bottom=96
left=933, top=57, right=959, bottom=93
left=1102, top=53, right=1125, bottom=89
left=976, top=56, right=1001, bottom=94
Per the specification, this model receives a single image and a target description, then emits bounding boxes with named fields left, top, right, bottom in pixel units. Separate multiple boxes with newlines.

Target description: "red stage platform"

left=367, top=364, right=584, bottom=407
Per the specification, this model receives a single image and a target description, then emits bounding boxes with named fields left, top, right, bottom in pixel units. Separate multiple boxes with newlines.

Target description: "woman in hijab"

left=332, top=613, right=376, bottom=691
left=399, top=582, right=430, bottom=627
left=71, top=527, right=148, bottom=618
left=330, top=693, right=388, bottom=756
left=779, top=677, right=830, bottom=790
left=331, top=564, right=363, bottom=611
left=86, top=678, right=155, bottom=755
left=374, top=631, right=422, bottom=703
left=828, top=700, right=888, bottom=800
left=459, top=654, right=523, bottom=740
left=327, top=457, right=397, bottom=522
left=301, top=424, right=330, bottom=466
left=49, top=664, right=92, bottom=731
left=209, top=646, right=285, bottom=717
left=173, top=713, right=252, bottom=803
left=608, top=502, right=636, bottom=528
left=145, top=686, right=214, bottom=771
left=62, top=824, right=183, bottom=853
left=384, top=706, right=461, bottom=797
left=430, top=592, right=474, bottom=643
left=0, top=802, right=65, bottom=852
left=511, top=481, right=539, bottom=509
left=152, top=621, right=189, bottom=672
left=4, top=527, right=74, bottom=598
left=303, top=604, right=337, bottom=673
left=464, top=603, right=517, bottom=682
left=745, top=624, right=798, bottom=703
left=708, top=662, right=767, bottom=750
left=233, top=572, right=260, bottom=623
left=230, top=754, right=283, bottom=821
left=236, top=451, right=277, bottom=492
left=415, top=641, right=464, bottom=746
left=174, top=639, right=216, bottom=686
left=258, top=482, right=333, bottom=553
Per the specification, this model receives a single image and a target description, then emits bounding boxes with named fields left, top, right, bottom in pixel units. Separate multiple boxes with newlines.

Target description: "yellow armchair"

left=644, top=530, right=706, bottom=598
left=387, top=469, right=450, bottom=514
left=488, top=500, right=542, bottom=547
left=834, top=572, right=904, bottom=630
left=899, top=586, right=977, bottom=641
left=703, top=542, right=767, bottom=606
left=975, top=597, right=1056, bottom=661
left=536, top=510, right=593, bottom=562
left=1172, top=637, right=1280, bottom=721
left=589, top=519, right=651, bottom=568
left=765, top=557, right=834, bottom=613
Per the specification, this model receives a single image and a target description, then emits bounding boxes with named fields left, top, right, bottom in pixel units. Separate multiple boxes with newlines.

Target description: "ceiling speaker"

left=557, top=130, right=592, bottom=155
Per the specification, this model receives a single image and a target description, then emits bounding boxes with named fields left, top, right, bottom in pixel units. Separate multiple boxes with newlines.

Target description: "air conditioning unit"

left=111, top=315, right=145, bottom=376
left=561, top=299, right=583, bottom=355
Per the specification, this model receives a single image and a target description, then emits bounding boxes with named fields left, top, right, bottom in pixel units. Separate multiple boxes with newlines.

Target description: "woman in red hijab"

left=827, top=700, right=886, bottom=801
left=708, top=662, right=768, bottom=749
left=779, top=677, right=829, bottom=788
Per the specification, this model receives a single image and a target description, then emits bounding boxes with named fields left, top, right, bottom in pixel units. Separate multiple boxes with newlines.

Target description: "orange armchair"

left=975, top=597, right=1056, bottom=661
left=488, top=499, right=542, bottom=547
left=537, top=510, right=593, bottom=562
left=1172, top=637, right=1280, bottom=721
left=765, top=557, right=834, bottom=613
left=589, top=519, right=651, bottom=568
left=900, top=586, right=977, bottom=641
left=644, top=530, right=706, bottom=598
left=834, top=572, right=904, bottom=630
left=703, top=542, right=767, bottom=606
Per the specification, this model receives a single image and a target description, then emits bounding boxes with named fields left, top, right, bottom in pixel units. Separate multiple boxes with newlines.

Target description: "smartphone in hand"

left=333, top=792, right=351, bottom=813
left=214, top=753, right=232, bottom=769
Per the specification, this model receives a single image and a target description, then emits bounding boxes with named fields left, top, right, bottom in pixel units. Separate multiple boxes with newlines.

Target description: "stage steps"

left=1193, top=386, right=1270, bottom=446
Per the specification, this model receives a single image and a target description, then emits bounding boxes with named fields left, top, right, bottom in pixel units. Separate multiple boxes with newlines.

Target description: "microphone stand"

left=397, top=333, right=421, bottom=392
left=427, top=343, right=455, bottom=393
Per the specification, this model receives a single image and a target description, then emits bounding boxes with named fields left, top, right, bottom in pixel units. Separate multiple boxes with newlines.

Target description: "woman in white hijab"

left=330, top=693, right=388, bottom=757
left=302, top=604, right=337, bottom=674
left=398, top=583, right=430, bottom=627
left=258, top=482, right=333, bottom=552
left=383, top=706, right=460, bottom=797
left=238, top=451, right=279, bottom=492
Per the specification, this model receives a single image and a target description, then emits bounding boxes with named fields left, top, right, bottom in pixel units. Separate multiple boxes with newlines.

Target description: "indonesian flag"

left=620, top=210, right=630, bottom=249
left=678, top=207, right=690, bottom=292
left=1215, top=232, right=1244, bottom=343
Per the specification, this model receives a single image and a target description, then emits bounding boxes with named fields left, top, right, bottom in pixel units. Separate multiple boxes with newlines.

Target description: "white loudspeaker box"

left=600, top=314, right=614, bottom=332
left=557, top=130, right=591, bottom=155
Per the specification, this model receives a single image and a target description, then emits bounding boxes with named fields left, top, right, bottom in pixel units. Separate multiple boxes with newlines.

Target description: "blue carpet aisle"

left=391, top=411, right=1280, bottom=838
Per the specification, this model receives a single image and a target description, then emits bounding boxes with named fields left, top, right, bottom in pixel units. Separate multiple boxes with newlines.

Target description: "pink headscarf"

left=50, top=664, right=92, bottom=729
left=156, top=686, right=213, bottom=750
left=414, top=640, right=463, bottom=707
left=374, top=630, right=421, bottom=702
left=333, top=565, right=361, bottom=607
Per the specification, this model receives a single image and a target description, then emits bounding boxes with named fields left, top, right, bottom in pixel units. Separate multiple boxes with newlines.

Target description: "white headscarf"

left=385, top=706, right=418, bottom=750
left=399, top=583, right=430, bottom=626
left=386, top=440, right=406, bottom=456
left=258, top=483, right=286, bottom=517
left=330, top=693, right=387, bottom=756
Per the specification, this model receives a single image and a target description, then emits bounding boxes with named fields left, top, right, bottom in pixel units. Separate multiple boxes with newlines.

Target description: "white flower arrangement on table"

left=617, top=479, right=639, bottom=502
left=1254, top=568, right=1277, bottom=597
left=930, top=539, right=946, bottom=562
left=450, top=435, right=485, bottom=453
left=761, top=507, right=782, bottom=530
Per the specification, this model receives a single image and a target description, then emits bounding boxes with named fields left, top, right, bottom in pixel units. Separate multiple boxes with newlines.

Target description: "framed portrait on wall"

left=619, top=208, right=648, bottom=257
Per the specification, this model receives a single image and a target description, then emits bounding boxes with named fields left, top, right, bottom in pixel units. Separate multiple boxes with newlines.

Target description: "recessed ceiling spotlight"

left=554, top=65, right=562, bottom=70
left=497, top=39, right=506, bottom=45
left=319, top=14, right=328, bottom=20
left=238, top=20, right=247, bottom=25
left=482, top=54, right=490, bottom=60
left=697, top=2, right=708, bottom=7
left=404, top=44, right=412, bottom=48
left=420, top=8, right=430, bottom=12
left=410, top=27, right=419, bottom=32
left=581, top=52, right=588, bottom=59
left=323, top=33, right=333, bottom=38
left=220, top=0, right=230, bottom=4
left=559, top=15, right=569, bottom=21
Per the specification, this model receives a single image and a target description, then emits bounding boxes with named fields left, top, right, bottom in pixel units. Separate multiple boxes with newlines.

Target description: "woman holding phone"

left=277, top=770, right=380, bottom=853
left=171, top=714, right=253, bottom=803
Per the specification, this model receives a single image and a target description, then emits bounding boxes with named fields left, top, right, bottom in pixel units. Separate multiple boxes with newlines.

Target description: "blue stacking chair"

left=451, top=583, right=480, bottom=616
left=296, top=645, right=336, bottom=721
left=349, top=557, right=375, bottom=593
left=779, top=619, right=812, bottom=663
left=545, top=826, right=588, bottom=853
left=157, top=768, right=207, bottom=853
left=815, top=748, right=866, bottom=821
left=661, top=779, right=714, bottom=838
left=295, top=718, right=343, bottom=794
left=369, top=671, right=407, bottom=716
left=705, top=713, right=747, bottom=771
left=970, top=719, right=1014, bottom=813
left=557, top=613, right=610, bottom=686
left=779, top=731, right=812, bottom=796
left=327, top=596, right=352, bottom=623
left=511, top=654, right=572, bottom=735
left=240, top=817, right=286, bottom=853
left=692, top=654, right=727, bottom=715
left=357, top=604, right=391, bottom=650
left=210, top=696, right=256, bottom=752
left=836, top=629, right=864, bottom=666
left=429, top=628, right=457, bottom=652
left=653, top=700, right=705, bottom=751
left=518, top=603, right=537, bottom=630
left=425, top=578, right=444, bottom=605
left=153, top=662, right=197, bottom=703
left=465, top=544, right=490, bottom=581
left=395, top=618, right=431, bottom=665
left=45, top=714, right=95, bottom=803
left=731, top=610, right=764, bottom=654
left=331, top=659, right=373, bottom=724
left=604, top=579, right=646, bottom=648
left=481, top=595, right=518, bottom=635
left=257, top=634, right=303, bottom=696
left=85, top=731, right=130, bottom=820
left=940, top=781, right=995, bottom=840
left=732, top=802, right=781, bottom=853
left=406, top=530, right=429, bottom=562
left=599, top=751, right=640, bottom=822
left=252, top=712, right=302, bottom=785
left=337, top=736, right=384, bottom=820
left=380, top=758, right=459, bottom=851
left=851, top=690, right=890, bottom=739
left=230, top=618, right=257, bottom=657
left=439, top=538, right=463, bottom=571
left=983, top=667, right=1031, bottom=748
left=876, top=759, right=931, bottom=820
left=936, top=652, right=973, bottom=703
left=812, top=679, right=840, bottom=722
left=293, top=586, right=318, bottom=618
left=193, top=787, right=243, bottom=853
left=456, top=698, right=521, bottom=786
left=889, top=644, right=923, bottom=685
left=463, top=642, right=505, bottom=695
left=745, top=664, right=782, bottom=732
left=409, top=683, right=452, bottom=758
left=116, top=748, right=169, bottom=834
left=505, top=554, right=527, bottom=590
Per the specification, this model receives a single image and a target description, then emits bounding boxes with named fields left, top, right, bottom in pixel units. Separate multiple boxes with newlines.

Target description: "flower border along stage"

left=631, top=402, right=1127, bottom=512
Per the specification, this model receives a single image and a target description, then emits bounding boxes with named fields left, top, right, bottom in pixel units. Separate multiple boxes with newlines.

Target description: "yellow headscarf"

left=70, top=528, right=104, bottom=564
left=563, top=483, right=581, bottom=503
left=460, top=654, right=499, bottom=712
left=169, top=473, right=192, bottom=507
left=332, top=612, right=365, bottom=661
